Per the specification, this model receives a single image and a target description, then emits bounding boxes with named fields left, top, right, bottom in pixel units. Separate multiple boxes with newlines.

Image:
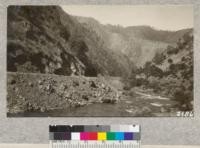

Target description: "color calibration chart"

left=49, top=125, right=141, bottom=148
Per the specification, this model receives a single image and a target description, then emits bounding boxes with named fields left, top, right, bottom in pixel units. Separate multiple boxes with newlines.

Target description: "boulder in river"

left=141, top=106, right=152, bottom=114
left=101, top=96, right=118, bottom=104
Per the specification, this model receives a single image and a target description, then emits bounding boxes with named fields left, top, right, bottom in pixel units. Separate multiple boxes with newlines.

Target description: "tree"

left=143, top=61, right=152, bottom=78
left=168, top=58, right=173, bottom=64
left=60, top=26, right=70, bottom=41
left=167, top=45, right=174, bottom=55
left=122, top=68, right=137, bottom=89
left=153, top=52, right=166, bottom=65
left=150, top=65, right=163, bottom=78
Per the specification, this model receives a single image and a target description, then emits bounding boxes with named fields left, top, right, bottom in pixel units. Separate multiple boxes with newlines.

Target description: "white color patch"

left=71, top=133, right=80, bottom=140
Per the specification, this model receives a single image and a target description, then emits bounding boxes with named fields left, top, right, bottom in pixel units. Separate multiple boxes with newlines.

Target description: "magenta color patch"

left=80, top=132, right=89, bottom=140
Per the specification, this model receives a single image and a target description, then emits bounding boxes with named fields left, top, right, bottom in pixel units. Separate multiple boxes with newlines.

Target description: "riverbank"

left=7, top=72, right=181, bottom=117
left=7, top=72, right=119, bottom=116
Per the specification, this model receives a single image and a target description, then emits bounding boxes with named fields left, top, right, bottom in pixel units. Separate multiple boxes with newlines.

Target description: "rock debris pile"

left=7, top=72, right=120, bottom=114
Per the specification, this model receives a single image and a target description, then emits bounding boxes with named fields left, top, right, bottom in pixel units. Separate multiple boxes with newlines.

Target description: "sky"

left=61, top=5, right=193, bottom=31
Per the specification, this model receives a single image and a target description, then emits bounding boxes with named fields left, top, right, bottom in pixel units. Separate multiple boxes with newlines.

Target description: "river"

left=8, top=76, right=178, bottom=117
left=9, top=89, right=177, bottom=117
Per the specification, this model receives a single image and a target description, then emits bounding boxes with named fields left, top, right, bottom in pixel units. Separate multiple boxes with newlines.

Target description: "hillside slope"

left=127, top=30, right=193, bottom=111
left=75, top=16, right=191, bottom=66
left=7, top=6, right=132, bottom=77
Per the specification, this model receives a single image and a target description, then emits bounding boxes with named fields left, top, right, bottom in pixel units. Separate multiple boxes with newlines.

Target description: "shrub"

left=148, top=81, right=160, bottom=91
left=153, top=52, right=166, bottom=65
left=150, top=65, right=163, bottom=78
left=166, top=45, right=174, bottom=55
left=173, top=87, right=193, bottom=111
left=60, top=27, right=70, bottom=41
left=168, top=58, right=173, bottom=64
left=169, top=63, right=175, bottom=71
left=181, top=57, right=186, bottom=62
left=135, top=78, right=149, bottom=86
left=178, top=63, right=186, bottom=70
left=143, top=62, right=163, bottom=78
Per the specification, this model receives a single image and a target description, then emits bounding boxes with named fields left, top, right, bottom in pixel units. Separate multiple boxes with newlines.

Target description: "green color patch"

left=107, top=132, right=115, bottom=140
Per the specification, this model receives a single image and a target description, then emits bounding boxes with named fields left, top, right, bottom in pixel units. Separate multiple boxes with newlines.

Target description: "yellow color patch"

left=98, top=132, right=106, bottom=140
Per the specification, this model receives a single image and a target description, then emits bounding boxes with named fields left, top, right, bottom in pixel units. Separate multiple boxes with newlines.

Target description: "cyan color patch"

left=115, top=132, right=124, bottom=140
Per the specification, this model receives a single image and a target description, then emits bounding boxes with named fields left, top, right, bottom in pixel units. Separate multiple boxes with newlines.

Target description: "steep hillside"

left=7, top=6, right=132, bottom=77
left=75, top=16, right=191, bottom=66
left=126, top=30, right=193, bottom=111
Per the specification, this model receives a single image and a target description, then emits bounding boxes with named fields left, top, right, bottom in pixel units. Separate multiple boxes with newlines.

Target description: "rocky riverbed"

left=7, top=72, right=180, bottom=117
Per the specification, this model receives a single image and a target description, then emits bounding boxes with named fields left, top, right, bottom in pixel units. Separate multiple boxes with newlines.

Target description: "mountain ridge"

left=7, top=6, right=193, bottom=77
left=74, top=15, right=192, bottom=66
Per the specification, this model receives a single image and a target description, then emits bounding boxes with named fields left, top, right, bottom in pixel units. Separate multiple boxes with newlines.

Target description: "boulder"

left=38, top=80, right=43, bottom=85
left=89, top=81, right=97, bottom=88
left=10, top=79, right=16, bottom=85
left=28, top=82, right=33, bottom=87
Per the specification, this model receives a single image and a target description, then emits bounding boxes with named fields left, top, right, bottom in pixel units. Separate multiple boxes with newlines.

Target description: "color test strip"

left=115, top=132, right=124, bottom=140
left=53, top=132, right=71, bottom=140
left=49, top=125, right=140, bottom=132
left=49, top=125, right=140, bottom=141
left=84, top=125, right=110, bottom=132
left=107, top=132, right=115, bottom=140
left=98, top=132, right=106, bottom=140
left=71, top=133, right=80, bottom=140
left=89, top=132, right=98, bottom=140
left=50, top=132, right=139, bottom=140
left=124, top=132, right=133, bottom=140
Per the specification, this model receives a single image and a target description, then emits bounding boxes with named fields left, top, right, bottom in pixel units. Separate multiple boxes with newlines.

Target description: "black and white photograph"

left=7, top=5, right=193, bottom=117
